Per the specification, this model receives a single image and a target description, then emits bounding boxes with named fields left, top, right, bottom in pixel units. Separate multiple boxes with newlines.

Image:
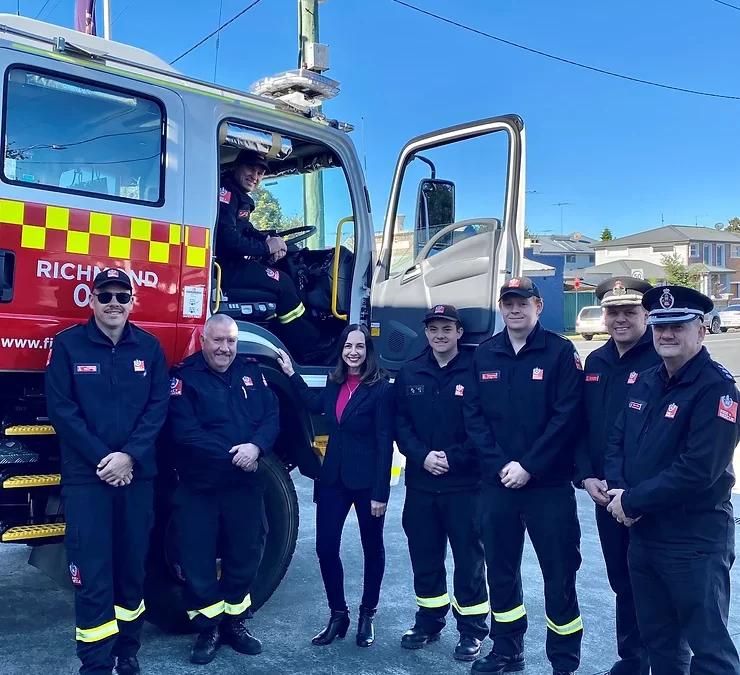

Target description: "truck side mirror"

left=414, top=179, right=455, bottom=256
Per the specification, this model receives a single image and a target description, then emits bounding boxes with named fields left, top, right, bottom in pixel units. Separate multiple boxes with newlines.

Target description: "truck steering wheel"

left=280, top=225, right=317, bottom=248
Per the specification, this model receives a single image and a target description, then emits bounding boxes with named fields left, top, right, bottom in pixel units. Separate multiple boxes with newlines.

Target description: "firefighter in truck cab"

left=44, top=268, right=170, bottom=675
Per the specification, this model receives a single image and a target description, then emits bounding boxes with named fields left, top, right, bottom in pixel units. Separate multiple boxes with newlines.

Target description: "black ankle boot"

left=356, top=605, right=376, bottom=647
left=312, top=609, right=350, bottom=646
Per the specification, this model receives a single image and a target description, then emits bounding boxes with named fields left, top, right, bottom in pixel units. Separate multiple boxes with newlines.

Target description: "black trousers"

left=628, top=542, right=740, bottom=675
left=173, top=482, right=266, bottom=631
left=402, top=488, right=488, bottom=639
left=480, top=484, right=582, bottom=673
left=315, top=480, right=386, bottom=612
left=595, top=504, right=649, bottom=675
left=63, top=481, right=153, bottom=675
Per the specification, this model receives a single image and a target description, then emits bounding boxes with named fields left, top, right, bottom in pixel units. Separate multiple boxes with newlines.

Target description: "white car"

left=575, top=305, right=607, bottom=341
left=720, top=305, right=740, bottom=332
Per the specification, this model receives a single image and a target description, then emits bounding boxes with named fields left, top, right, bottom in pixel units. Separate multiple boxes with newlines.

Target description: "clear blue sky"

left=4, top=0, right=740, bottom=239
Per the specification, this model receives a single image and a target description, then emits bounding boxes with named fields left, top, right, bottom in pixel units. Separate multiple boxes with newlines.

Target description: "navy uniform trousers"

left=63, top=480, right=153, bottom=675
left=173, top=482, right=266, bottom=629
left=402, top=488, right=488, bottom=639
left=481, top=484, right=583, bottom=673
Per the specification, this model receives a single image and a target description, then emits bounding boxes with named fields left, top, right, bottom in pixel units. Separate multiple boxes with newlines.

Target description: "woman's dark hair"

left=329, top=324, right=388, bottom=386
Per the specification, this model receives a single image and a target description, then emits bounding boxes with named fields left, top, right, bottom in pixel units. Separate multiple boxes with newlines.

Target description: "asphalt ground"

left=1, top=330, right=740, bottom=675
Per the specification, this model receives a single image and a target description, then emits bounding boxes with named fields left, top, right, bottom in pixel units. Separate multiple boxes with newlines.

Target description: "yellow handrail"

left=213, top=261, right=222, bottom=314
left=332, top=217, right=353, bottom=321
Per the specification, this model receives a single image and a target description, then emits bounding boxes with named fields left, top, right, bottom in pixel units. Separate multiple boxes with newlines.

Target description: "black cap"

left=499, top=276, right=541, bottom=300
left=596, top=276, right=653, bottom=308
left=234, top=149, right=269, bottom=171
left=93, top=268, right=132, bottom=291
left=642, top=285, right=713, bottom=325
left=423, top=304, right=460, bottom=323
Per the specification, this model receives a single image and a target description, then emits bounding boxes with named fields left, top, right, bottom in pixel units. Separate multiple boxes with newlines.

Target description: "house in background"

left=526, top=233, right=596, bottom=276
left=589, top=226, right=740, bottom=300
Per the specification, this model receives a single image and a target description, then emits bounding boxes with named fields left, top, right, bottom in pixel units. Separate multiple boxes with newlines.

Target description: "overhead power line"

left=391, top=0, right=740, bottom=101
left=34, top=0, right=52, bottom=19
left=113, top=0, right=138, bottom=25
left=711, top=0, right=740, bottom=11
left=170, top=0, right=266, bottom=66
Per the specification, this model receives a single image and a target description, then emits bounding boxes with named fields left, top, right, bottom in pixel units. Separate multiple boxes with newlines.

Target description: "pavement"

left=2, top=331, right=740, bottom=675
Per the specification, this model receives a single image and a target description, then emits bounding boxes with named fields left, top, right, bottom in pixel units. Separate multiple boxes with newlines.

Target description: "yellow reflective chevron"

left=75, top=619, right=118, bottom=643
left=493, top=604, right=526, bottom=623
left=452, top=598, right=490, bottom=616
left=546, top=615, right=583, bottom=635
left=187, top=600, right=224, bottom=620
left=224, top=593, right=252, bottom=616
left=115, top=600, right=145, bottom=622
left=416, top=593, right=450, bottom=609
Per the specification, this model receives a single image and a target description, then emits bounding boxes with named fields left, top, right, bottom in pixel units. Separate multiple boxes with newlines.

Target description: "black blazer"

left=288, top=373, right=395, bottom=503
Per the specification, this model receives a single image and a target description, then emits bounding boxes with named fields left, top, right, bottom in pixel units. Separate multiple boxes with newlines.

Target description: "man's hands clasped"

left=97, top=452, right=133, bottom=487
left=230, top=443, right=261, bottom=472
left=499, top=461, right=531, bottom=489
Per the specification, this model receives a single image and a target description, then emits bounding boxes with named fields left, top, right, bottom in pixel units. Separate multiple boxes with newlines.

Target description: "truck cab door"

left=371, top=115, right=526, bottom=372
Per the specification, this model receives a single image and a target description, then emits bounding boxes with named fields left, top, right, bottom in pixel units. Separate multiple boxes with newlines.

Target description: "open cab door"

left=371, top=115, right=526, bottom=372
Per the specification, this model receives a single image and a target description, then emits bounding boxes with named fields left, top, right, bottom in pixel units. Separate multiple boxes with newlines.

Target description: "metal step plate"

left=4, top=425, right=56, bottom=436
left=1, top=523, right=66, bottom=542
left=2, top=474, right=61, bottom=489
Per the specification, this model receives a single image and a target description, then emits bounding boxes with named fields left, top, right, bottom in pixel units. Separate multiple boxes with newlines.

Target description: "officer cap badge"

left=660, top=288, right=675, bottom=309
left=612, top=280, right=626, bottom=296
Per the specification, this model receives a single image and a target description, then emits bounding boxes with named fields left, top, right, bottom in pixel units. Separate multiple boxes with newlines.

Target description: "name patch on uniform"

left=480, top=371, right=500, bottom=381
left=628, top=400, right=645, bottom=412
left=219, top=187, right=231, bottom=204
left=532, top=367, right=544, bottom=381
left=665, top=403, right=679, bottom=419
left=718, top=395, right=738, bottom=423
left=455, top=384, right=465, bottom=397
left=407, top=385, right=425, bottom=395
left=170, top=377, right=183, bottom=397
left=69, top=563, right=82, bottom=586
left=75, top=364, right=99, bottom=374
left=266, top=268, right=280, bottom=281
left=573, top=351, right=583, bottom=371
left=238, top=209, right=251, bottom=219
left=243, top=376, right=254, bottom=387
left=585, top=374, right=600, bottom=383
left=627, top=371, right=638, bottom=385
left=133, top=359, right=146, bottom=373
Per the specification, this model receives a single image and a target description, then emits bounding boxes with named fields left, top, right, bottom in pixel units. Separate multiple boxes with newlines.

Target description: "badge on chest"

left=532, top=367, right=544, bottom=381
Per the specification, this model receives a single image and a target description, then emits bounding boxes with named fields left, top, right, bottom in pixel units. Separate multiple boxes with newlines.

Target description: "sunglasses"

left=94, top=292, right=132, bottom=304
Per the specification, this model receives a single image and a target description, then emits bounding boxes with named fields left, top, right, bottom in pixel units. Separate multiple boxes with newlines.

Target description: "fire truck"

left=0, top=14, right=525, bottom=631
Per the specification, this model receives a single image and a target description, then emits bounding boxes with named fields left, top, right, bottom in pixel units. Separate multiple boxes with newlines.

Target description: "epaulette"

left=713, top=361, right=736, bottom=382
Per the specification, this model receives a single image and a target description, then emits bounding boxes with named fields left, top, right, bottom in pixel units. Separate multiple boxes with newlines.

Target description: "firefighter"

left=45, top=268, right=170, bottom=675
left=605, top=286, right=740, bottom=675
left=216, top=149, right=321, bottom=357
left=395, top=305, right=488, bottom=662
left=167, top=313, right=280, bottom=665
left=574, top=276, right=659, bottom=675
left=464, top=276, right=584, bottom=675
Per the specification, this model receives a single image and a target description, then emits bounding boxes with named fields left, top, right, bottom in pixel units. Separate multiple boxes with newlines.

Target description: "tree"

left=250, top=187, right=301, bottom=234
left=600, top=227, right=614, bottom=241
left=726, top=217, right=740, bottom=233
left=660, top=253, right=700, bottom=290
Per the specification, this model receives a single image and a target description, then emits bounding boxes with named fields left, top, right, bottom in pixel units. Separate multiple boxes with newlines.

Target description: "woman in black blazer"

left=276, top=324, right=394, bottom=648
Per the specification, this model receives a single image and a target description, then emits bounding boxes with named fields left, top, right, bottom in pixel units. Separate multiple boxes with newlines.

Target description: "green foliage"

left=660, top=253, right=700, bottom=290
left=250, top=187, right=302, bottom=233
left=600, top=227, right=614, bottom=241
left=726, top=217, right=740, bottom=233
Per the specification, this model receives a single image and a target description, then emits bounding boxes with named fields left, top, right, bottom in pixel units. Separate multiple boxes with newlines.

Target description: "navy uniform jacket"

left=395, top=347, right=479, bottom=493
left=288, top=374, right=395, bottom=503
left=167, top=352, right=280, bottom=491
left=45, top=317, right=170, bottom=485
left=605, top=347, right=739, bottom=552
left=216, top=174, right=270, bottom=263
left=574, top=328, right=661, bottom=485
left=464, top=322, right=584, bottom=488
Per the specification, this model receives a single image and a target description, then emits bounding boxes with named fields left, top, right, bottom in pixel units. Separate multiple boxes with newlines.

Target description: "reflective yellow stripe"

left=75, top=619, right=118, bottom=643
left=224, top=593, right=251, bottom=616
left=452, top=598, right=490, bottom=616
left=493, top=604, right=526, bottom=623
left=187, top=600, right=225, bottom=620
left=546, top=615, right=583, bottom=635
left=416, top=593, right=450, bottom=609
left=278, top=303, right=306, bottom=324
left=391, top=466, right=402, bottom=477
left=115, top=600, right=145, bottom=622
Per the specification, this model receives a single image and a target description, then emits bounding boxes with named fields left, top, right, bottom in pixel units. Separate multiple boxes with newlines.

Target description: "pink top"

left=336, top=373, right=362, bottom=421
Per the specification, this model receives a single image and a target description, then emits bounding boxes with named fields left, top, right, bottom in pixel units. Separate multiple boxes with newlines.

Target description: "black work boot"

left=190, top=625, right=221, bottom=665
left=471, top=650, right=525, bottom=673
left=221, top=617, right=262, bottom=655
left=454, top=636, right=483, bottom=662
left=115, top=656, right=140, bottom=675
left=400, top=624, right=442, bottom=649
left=312, top=609, right=350, bottom=646
left=356, top=605, right=376, bottom=647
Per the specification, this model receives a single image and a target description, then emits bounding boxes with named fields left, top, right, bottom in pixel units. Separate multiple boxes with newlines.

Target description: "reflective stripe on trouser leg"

left=546, top=615, right=583, bottom=636
left=416, top=593, right=451, bottom=609
left=76, top=619, right=119, bottom=643
left=493, top=604, right=526, bottom=623
left=278, top=302, right=306, bottom=324
left=115, top=600, right=146, bottom=622
left=453, top=598, right=491, bottom=616
left=224, top=593, right=252, bottom=616
left=187, top=600, right=225, bottom=621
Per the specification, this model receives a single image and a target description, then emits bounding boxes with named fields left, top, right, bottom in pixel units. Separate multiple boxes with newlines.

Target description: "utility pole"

left=299, top=0, right=326, bottom=249
left=552, top=202, right=572, bottom=235
left=103, top=0, right=111, bottom=39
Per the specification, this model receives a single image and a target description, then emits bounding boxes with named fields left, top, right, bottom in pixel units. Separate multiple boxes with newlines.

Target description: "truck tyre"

left=144, top=453, right=300, bottom=634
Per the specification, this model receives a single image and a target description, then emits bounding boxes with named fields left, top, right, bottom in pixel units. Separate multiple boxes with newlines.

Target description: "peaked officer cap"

left=642, top=285, right=713, bottom=325
left=596, top=276, right=653, bottom=308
